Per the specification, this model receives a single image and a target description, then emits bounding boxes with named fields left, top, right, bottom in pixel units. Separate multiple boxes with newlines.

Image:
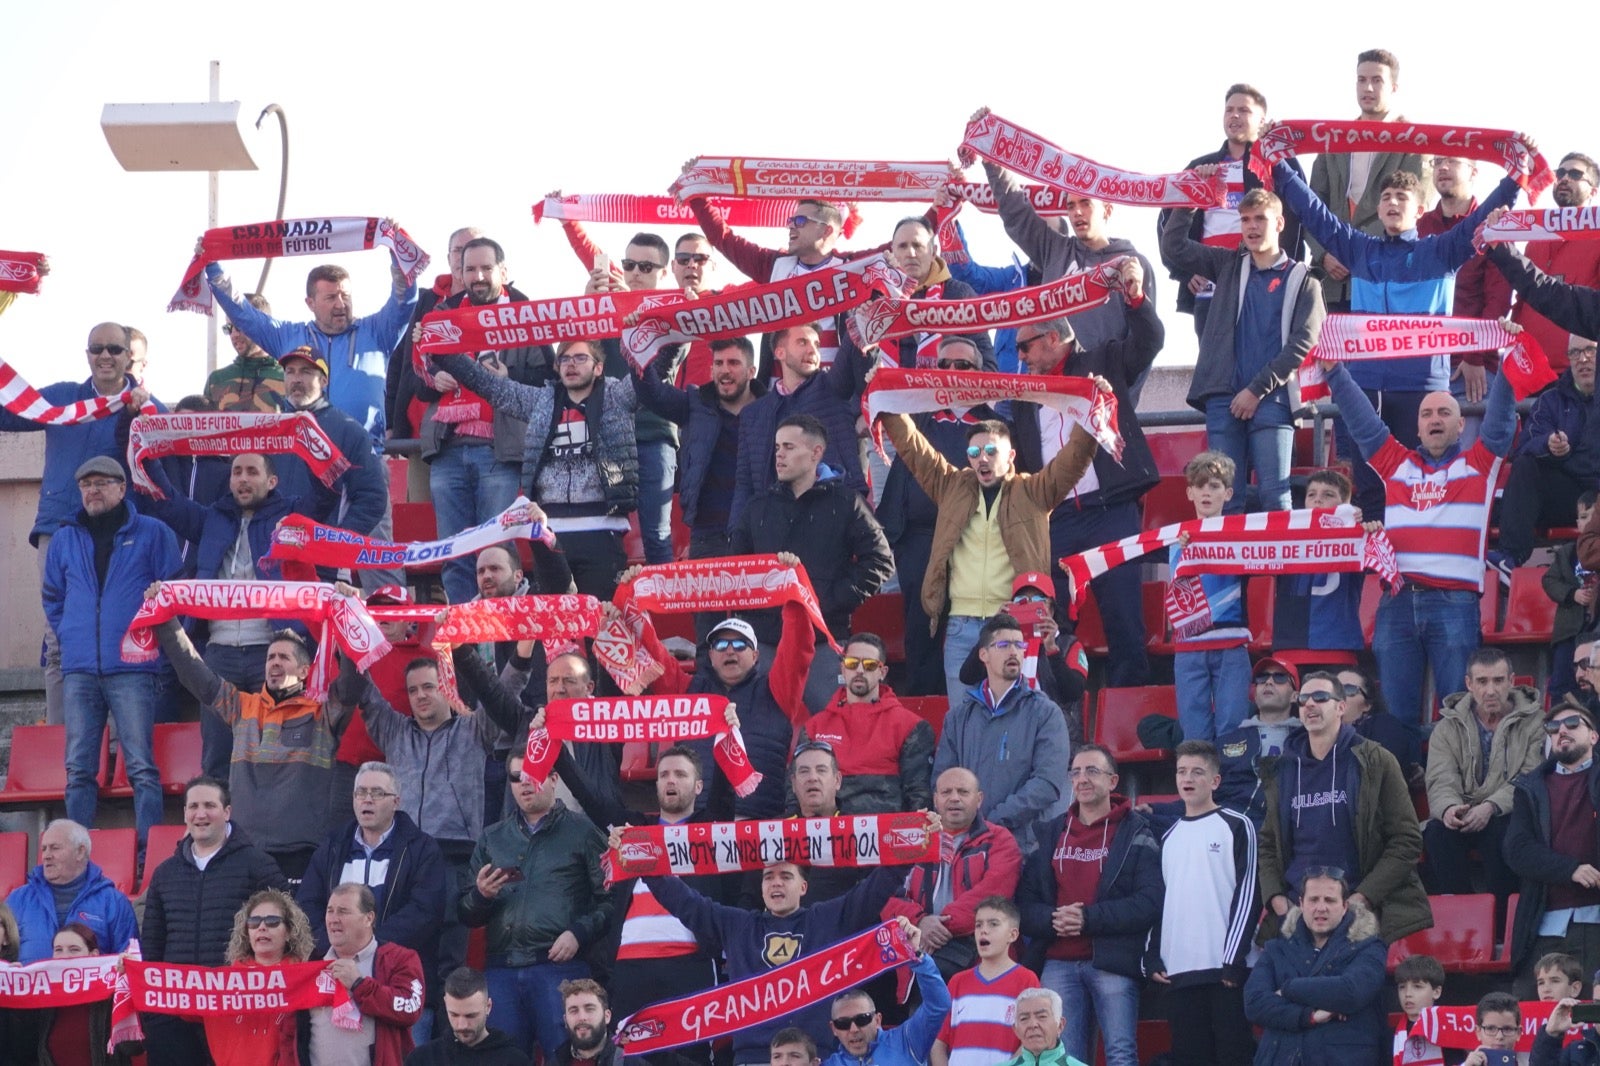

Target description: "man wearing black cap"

left=274, top=344, right=394, bottom=593
left=1506, top=700, right=1600, bottom=996
left=42, top=456, right=182, bottom=851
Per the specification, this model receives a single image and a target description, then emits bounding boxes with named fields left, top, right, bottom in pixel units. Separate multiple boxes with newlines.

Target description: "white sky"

left=1, top=5, right=1592, bottom=407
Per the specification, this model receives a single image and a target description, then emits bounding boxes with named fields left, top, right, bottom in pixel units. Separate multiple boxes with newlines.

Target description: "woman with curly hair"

left=203, top=889, right=314, bottom=1066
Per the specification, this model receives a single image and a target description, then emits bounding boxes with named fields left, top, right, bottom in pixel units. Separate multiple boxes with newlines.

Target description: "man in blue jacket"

left=0, top=321, right=161, bottom=726
left=203, top=237, right=418, bottom=444
left=6, top=819, right=138, bottom=963
left=821, top=917, right=951, bottom=1066
left=43, top=456, right=181, bottom=848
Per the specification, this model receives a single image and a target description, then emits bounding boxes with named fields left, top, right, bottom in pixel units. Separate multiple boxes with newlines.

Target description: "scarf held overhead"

left=126, top=412, right=349, bottom=500
left=669, top=158, right=950, bottom=201
left=1254, top=120, right=1551, bottom=198
left=960, top=111, right=1226, bottom=208
left=0, top=357, right=146, bottom=425
left=613, top=555, right=839, bottom=648
left=1484, top=206, right=1600, bottom=241
left=533, top=193, right=864, bottom=238
left=267, top=496, right=553, bottom=578
left=0, top=250, right=44, bottom=293
left=414, top=288, right=685, bottom=356
left=1302, top=315, right=1556, bottom=400
left=523, top=693, right=760, bottom=799
left=615, top=921, right=918, bottom=1055
left=605, top=813, right=938, bottom=883
left=171, top=217, right=431, bottom=315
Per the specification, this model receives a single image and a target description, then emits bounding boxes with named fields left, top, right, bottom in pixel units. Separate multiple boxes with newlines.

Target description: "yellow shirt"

left=947, top=487, right=1015, bottom=618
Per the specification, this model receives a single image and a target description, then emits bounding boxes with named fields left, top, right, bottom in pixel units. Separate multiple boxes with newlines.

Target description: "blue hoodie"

left=1278, top=725, right=1362, bottom=893
left=7, top=860, right=138, bottom=963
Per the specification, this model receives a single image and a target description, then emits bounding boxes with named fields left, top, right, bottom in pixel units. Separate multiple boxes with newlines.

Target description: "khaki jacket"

left=1426, top=686, right=1547, bottom=816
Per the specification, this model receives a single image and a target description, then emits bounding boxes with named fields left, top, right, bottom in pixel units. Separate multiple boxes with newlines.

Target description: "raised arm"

left=1478, top=366, right=1518, bottom=459
left=155, top=617, right=238, bottom=724
left=1489, top=242, right=1600, bottom=340
left=983, top=162, right=1067, bottom=270
left=433, top=352, right=543, bottom=422
left=1271, top=162, right=1374, bottom=280
left=206, top=265, right=297, bottom=357
left=879, top=413, right=959, bottom=501
left=1322, top=362, right=1391, bottom=460
left=688, top=198, right=780, bottom=282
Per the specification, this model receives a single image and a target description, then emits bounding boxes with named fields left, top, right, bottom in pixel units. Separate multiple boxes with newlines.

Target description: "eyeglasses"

left=674, top=253, right=711, bottom=266
left=1576, top=659, right=1596, bottom=671
left=787, top=215, right=824, bottom=229
left=1254, top=672, right=1292, bottom=685
left=1556, top=167, right=1595, bottom=182
left=246, top=915, right=285, bottom=929
left=1068, top=766, right=1111, bottom=779
left=937, top=359, right=977, bottom=370
left=1546, top=715, right=1592, bottom=734
left=87, top=344, right=128, bottom=356
left=1016, top=335, right=1049, bottom=355
left=353, top=788, right=397, bottom=800
left=620, top=259, right=663, bottom=273
left=967, top=443, right=999, bottom=458
left=832, top=1013, right=875, bottom=1031
left=78, top=478, right=121, bottom=490
left=1477, top=1025, right=1519, bottom=1037
left=1341, top=684, right=1369, bottom=699
left=221, top=324, right=235, bottom=335
left=841, top=656, right=882, bottom=672
left=1569, top=346, right=1599, bottom=362
left=711, top=637, right=751, bottom=652
left=989, top=639, right=1027, bottom=651
left=1013, top=593, right=1050, bottom=604
left=1297, top=691, right=1339, bottom=705
left=1301, top=865, right=1347, bottom=883
left=555, top=353, right=594, bottom=366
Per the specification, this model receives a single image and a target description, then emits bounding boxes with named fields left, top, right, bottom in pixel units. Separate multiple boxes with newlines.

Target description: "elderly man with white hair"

left=4, top=819, right=138, bottom=962
left=996, top=988, right=1088, bottom=1066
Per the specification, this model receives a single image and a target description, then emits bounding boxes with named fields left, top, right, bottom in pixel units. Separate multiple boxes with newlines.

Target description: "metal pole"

left=253, top=104, right=289, bottom=297
left=206, top=61, right=220, bottom=376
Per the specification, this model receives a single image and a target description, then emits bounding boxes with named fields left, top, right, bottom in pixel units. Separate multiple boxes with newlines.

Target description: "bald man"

left=1314, top=352, right=1519, bottom=729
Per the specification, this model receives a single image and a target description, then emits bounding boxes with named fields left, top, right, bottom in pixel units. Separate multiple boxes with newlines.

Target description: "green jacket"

left=1426, top=686, right=1547, bottom=817
left=458, top=801, right=613, bottom=967
left=998, top=1043, right=1088, bottom=1066
left=1258, top=731, right=1431, bottom=945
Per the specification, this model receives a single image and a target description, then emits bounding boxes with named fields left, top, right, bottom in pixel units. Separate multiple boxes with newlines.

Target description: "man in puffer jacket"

left=1244, top=872, right=1388, bottom=1066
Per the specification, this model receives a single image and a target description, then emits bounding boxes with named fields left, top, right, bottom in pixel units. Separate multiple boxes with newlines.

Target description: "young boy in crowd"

left=1394, top=954, right=1459, bottom=1065
left=929, top=897, right=1039, bottom=1066
left=1535, top=952, right=1584, bottom=1003
left=1544, top=491, right=1598, bottom=702
left=1273, top=468, right=1366, bottom=653
left=1467, top=992, right=1522, bottom=1066
left=1171, top=452, right=1251, bottom=741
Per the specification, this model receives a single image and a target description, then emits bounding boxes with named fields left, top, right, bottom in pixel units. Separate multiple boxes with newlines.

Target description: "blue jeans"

left=1041, top=958, right=1139, bottom=1066
left=1173, top=645, right=1251, bottom=741
left=429, top=441, right=524, bottom=604
left=1374, top=585, right=1481, bottom=730
left=944, top=615, right=985, bottom=710
left=637, top=439, right=679, bottom=565
left=486, top=959, right=589, bottom=1058
left=63, top=671, right=161, bottom=845
left=1204, top=395, right=1293, bottom=512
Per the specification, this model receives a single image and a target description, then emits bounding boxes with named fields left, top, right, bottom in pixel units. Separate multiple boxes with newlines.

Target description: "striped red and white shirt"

left=1369, top=437, right=1501, bottom=592
left=936, top=962, right=1040, bottom=1066
left=617, top=878, right=699, bottom=960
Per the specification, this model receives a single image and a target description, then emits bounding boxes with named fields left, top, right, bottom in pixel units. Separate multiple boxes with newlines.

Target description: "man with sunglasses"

left=1257, top=672, right=1430, bottom=946
left=205, top=294, right=287, bottom=412
left=1506, top=153, right=1600, bottom=373
left=1424, top=647, right=1545, bottom=898
left=2, top=321, right=163, bottom=725
left=878, top=338, right=1006, bottom=696
left=1505, top=700, right=1600, bottom=997
left=821, top=917, right=950, bottom=1066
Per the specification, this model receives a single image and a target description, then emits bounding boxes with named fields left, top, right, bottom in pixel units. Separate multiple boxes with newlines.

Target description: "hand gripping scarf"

left=124, top=959, right=358, bottom=1029
left=1300, top=315, right=1556, bottom=401
left=534, top=193, right=864, bottom=237
left=0, top=250, right=44, bottom=294
left=1254, top=120, right=1551, bottom=199
left=126, top=412, right=349, bottom=500
left=668, top=158, right=951, bottom=202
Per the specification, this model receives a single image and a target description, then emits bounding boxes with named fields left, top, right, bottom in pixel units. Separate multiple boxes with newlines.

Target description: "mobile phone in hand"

left=1570, top=1003, right=1600, bottom=1023
left=1480, top=1050, right=1516, bottom=1066
left=494, top=867, right=526, bottom=884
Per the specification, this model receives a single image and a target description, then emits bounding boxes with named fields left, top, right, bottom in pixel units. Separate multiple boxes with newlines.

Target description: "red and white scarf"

left=1484, top=206, right=1600, bottom=242
left=615, top=921, right=918, bottom=1055
left=0, top=952, right=143, bottom=1051
left=0, top=358, right=148, bottom=425
left=669, top=158, right=950, bottom=201
left=618, top=258, right=908, bottom=368
left=415, top=288, right=685, bottom=358
left=605, top=813, right=938, bottom=884
left=850, top=260, right=1126, bottom=348
left=266, top=496, right=554, bottom=579
left=862, top=367, right=1123, bottom=462
left=171, top=217, right=430, bottom=315
left=960, top=112, right=1226, bottom=208
left=523, top=693, right=759, bottom=799
left=123, top=581, right=390, bottom=699
left=0, top=250, right=44, bottom=294
left=125, top=960, right=357, bottom=1028
left=1409, top=1001, right=1555, bottom=1052
left=126, top=412, right=350, bottom=500
left=1302, top=315, right=1557, bottom=401
left=1255, top=120, right=1552, bottom=199
left=1061, top=508, right=1399, bottom=625
left=611, top=554, right=839, bottom=650
left=534, top=193, right=864, bottom=238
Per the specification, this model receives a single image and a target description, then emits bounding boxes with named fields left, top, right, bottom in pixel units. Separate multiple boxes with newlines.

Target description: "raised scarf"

left=946, top=182, right=1079, bottom=216
left=0, top=251, right=44, bottom=293
left=1301, top=315, right=1556, bottom=400
left=1484, top=205, right=1600, bottom=242
left=614, top=921, right=918, bottom=1055
left=0, top=358, right=146, bottom=424
left=523, top=693, right=759, bottom=798
left=534, top=193, right=863, bottom=237
left=126, top=412, right=349, bottom=500
left=605, top=813, right=938, bottom=883
left=1255, top=120, right=1551, bottom=198
left=669, top=158, right=950, bottom=201
left=610, top=554, right=838, bottom=650
left=960, top=112, right=1226, bottom=208
left=415, top=288, right=684, bottom=356
left=171, top=217, right=430, bottom=315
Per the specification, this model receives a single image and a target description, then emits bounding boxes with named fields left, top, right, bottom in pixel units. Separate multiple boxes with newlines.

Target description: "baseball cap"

left=708, top=618, right=758, bottom=652
left=279, top=345, right=329, bottom=376
left=1251, top=656, right=1300, bottom=687
left=74, top=456, right=125, bottom=483
left=367, top=585, right=412, bottom=606
left=1012, top=572, right=1054, bottom=598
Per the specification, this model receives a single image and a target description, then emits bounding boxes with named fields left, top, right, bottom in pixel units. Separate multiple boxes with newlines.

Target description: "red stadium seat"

left=1386, top=893, right=1502, bottom=974
left=0, top=832, right=29, bottom=897
left=620, top=743, right=656, bottom=783
left=900, top=696, right=949, bottom=744
left=137, top=824, right=189, bottom=896
left=649, top=610, right=698, bottom=644
left=0, top=726, right=105, bottom=807
left=1076, top=589, right=1109, bottom=657
left=88, top=828, right=138, bottom=898
left=385, top=456, right=409, bottom=504
left=1143, top=429, right=1207, bottom=479
left=1479, top=576, right=1502, bottom=638
left=1141, top=477, right=1192, bottom=533
left=1093, top=688, right=1177, bottom=764
left=1493, top=566, right=1556, bottom=644
left=105, top=722, right=203, bottom=798
left=1140, top=582, right=1175, bottom=656
left=390, top=503, right=442, bottom=574
left=850, top=594, right=906, bottom=663
left=1359, top=573, right=1382, bottom=646
left=1502, top=894, right=1518, bottom=964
